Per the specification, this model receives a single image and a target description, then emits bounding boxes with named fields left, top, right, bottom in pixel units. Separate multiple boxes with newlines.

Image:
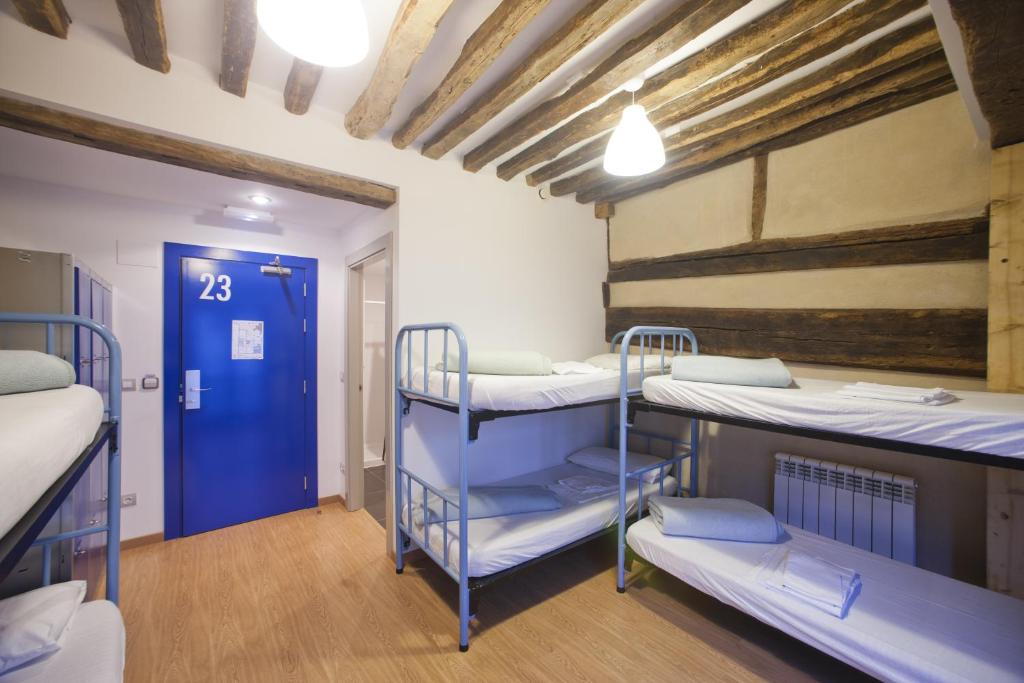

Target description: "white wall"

left=0, top=17, right=609, bottom=536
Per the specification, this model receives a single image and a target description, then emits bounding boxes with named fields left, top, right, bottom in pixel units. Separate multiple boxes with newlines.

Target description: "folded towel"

left=647, top=496, right=783, bottom=543
left=567, top=446, right=669, bottom=484
left=439, top=350, right=552, bottom=376
left=0, top=350, right=76, bottom=396
left=547, top=476, right=618, bottom=505
left=759, top=549, right=861, bottom=618
left=551, top=361, right=604, bottom=375
left=837, top=381, right=955, bottom=406
left=422, top=485, right=561, bottom=523
left=585, top=353, right=672, bottom=372
left=671, top=355, right=792, bottom=388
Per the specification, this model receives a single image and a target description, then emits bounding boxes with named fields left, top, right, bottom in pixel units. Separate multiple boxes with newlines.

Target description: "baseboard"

left=319, top=494, right=343, bottom=507
left=121, top=532, right=164, bottom=550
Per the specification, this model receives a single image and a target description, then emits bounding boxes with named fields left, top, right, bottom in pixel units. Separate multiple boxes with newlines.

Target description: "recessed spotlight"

left=248, top=194, right=272, bottom=206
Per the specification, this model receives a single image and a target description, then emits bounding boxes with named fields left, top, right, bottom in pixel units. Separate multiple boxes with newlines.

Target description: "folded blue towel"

left=671, top=355, right=792, bottom=388
left=424, top=486, right=562, bottom=522
left=648, top=496, right=783, bottom=543
left=0, top=350, right=76, bottom=395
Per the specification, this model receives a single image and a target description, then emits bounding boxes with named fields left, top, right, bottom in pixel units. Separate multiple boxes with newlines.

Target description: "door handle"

left=184, top=369, right=212, bottom=410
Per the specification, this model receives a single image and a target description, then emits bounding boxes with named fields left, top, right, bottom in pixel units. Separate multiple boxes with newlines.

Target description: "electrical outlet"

left=121, top=493, right=137, bottom=507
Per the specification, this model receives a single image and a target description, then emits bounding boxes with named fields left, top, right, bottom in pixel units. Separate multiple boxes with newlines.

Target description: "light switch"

left=141, top=375, right=160, bottom=390
left=122, top=378, right=137, bottom=391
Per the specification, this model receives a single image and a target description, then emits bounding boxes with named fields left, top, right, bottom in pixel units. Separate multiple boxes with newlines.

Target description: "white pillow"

left=567, top=446, right=670, bottom=484
left=585, top=353, right=672, bottom=372
left=0, top=581, right=86, bottom=673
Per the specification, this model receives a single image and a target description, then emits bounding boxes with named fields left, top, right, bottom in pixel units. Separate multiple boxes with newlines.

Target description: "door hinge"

left=303, top=318, right=307, bottom=333
left=304, top=475, right=308, bottom=491
left=303, top=380, right=307, bottom=395
left=303, top=282, right=307, bottom=297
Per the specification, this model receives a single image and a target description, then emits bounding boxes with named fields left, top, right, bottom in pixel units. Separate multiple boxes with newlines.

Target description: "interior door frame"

left=162, top=242, right=319, bottom=540
left=344, top=234, right=393, bottom=520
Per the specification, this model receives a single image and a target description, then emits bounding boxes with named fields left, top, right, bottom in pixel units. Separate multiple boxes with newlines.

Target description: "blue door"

left=178, top=253, right=311, bottom=535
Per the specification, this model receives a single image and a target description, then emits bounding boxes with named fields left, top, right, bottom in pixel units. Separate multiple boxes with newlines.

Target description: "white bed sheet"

left=643, top=375, right=1024, bottom=458
left=402, top=463, right=677, bottom=577
left=407, top=366, right=664, bottom=412
left=1, top=600, right=125, bottom=683
left=0, top=385, right=104, bottom=540
left=628, top=518, right=1024, bottom=683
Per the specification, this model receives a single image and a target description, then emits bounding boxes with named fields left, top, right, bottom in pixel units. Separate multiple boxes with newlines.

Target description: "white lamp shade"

left=257, top=0, right=369, bottom=67
left=603, top=104, right=665, bottom=177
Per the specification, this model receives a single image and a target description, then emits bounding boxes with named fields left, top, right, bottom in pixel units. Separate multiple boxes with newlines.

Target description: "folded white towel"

left=837, top=381, right=955, bottom=406
left=759, top=549, right=861, bottom=618
left=551, top=361, right=604, bottom=375
left=547, top=476, right=618, bottom=505
left=648, top=496, right=783, bottom=542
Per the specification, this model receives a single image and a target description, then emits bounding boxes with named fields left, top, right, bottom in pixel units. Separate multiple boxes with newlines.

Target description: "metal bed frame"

left=0, top=313, right=123, bottom=604
left=393, top=323, right=696, bottom=651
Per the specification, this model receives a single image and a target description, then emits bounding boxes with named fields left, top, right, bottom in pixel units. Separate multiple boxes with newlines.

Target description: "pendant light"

left=603, top=78, right=665, bottom=177
left=257, top=0, right=369, bottom=68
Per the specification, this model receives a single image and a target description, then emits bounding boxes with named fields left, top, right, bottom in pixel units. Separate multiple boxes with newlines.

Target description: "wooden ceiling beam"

left=114, top=0, right=170, bottom=73
left=392, top=0, right=552, bottom=149
left=345, top=0, right=456, bottom=140
left=946, top=0, right=1024, bottom=148
left=420, top=0, right=644, bottom=160
left=10, top=0, right=71, bottom=39
left=499, top=0, right=853, bottom=182
left=556, top=17, right=942, bottom=197
left=219, top=0, right=258, bottom=97
left=462, top=0, right=748, bottom=173
left=0, top=96, right=396, bottom=209
left=284, top=60, right=324, bottom=116
left=526, top=0, right=925, bottom=187
left=579, top=63, right=954, bottom=204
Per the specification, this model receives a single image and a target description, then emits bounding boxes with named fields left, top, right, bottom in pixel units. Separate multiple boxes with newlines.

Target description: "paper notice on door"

left=232, top=320, right=264, bottom=360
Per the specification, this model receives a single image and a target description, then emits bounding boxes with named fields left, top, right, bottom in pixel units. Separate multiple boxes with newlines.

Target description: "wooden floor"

left=121, top=503, right=869, bottom=682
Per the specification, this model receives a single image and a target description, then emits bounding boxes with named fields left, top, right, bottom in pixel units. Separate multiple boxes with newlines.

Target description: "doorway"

left=345, top=235, right=393, bottom=531
left=163, top=243, right=318, bottom=539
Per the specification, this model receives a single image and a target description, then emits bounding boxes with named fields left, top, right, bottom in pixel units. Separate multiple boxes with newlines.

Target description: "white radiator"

left=773, top=452, right=916, bottom=565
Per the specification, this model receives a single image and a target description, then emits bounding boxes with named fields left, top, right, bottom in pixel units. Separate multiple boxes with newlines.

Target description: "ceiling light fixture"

left=603, top=78, right=665, bottom=177
left=256, top=0, right=369, bottom=68
left=224, top=206, right=275, bottom=224
left=248, top=193, right=273, bottom=206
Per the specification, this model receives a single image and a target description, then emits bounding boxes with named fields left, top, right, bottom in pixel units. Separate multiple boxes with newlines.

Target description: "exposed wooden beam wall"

left=526, top=0, right=924, bottom=188
left=605, top=307, right=986, bottom=376
left=392, top=0, right=551, bottom=149
left=345, top=0, right=456, bottom=139
left=947, top=0, right=1024, bottom=148
left=219, top=0, right=258, bottom=97
left=10, top=0, right=71, bottom=39
left=500, top=0, right=853, bottom=182
left=284, top=60, right=324, bottom=115
left=114, top=0, right=170, bottom=73
left=462, top=0, right=748, bottom=173
left=420, top=0, right=645, bottom=160
left=608, top=216, right=988, bottom=281
left=0, top=96, right=396, bottom=209
left=557, top=18, right=944, bottom=199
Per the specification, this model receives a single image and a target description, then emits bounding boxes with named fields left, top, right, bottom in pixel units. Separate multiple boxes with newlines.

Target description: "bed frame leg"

left=459, top=576, right=470, bottom=652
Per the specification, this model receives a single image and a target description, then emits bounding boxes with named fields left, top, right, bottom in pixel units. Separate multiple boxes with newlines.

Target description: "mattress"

left=402, top=463, right=678, bottom=577
left=627, top=518, right=1024, bottom=683
left=0, top=385, right=105, bottom=540
left=0, top=600, right=125, bottom=682
left=407, top=366, right=662, bottom=412
left=642, top=375, right=1024, bottom=458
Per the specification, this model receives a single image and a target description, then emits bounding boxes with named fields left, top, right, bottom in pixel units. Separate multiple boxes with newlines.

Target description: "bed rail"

left=616, top=326, right=699, bottom=592
left=0, top=313, right=123, bottom=604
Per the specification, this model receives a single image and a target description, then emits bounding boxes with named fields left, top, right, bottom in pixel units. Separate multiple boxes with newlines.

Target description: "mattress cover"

left=0, top=385, right=105, bottom=540
left=627, top=518, right=1024, bottom=683
left=407, top=366, right=663, bottom=412
left=402, top=463, right=677, bottom=577
left=0, top=600, right=125, bottom=682
left=642, top=375, right=1024, bottom=458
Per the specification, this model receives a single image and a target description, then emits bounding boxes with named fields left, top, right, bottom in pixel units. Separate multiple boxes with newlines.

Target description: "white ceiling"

left=0, top=126, right=377, bottom=232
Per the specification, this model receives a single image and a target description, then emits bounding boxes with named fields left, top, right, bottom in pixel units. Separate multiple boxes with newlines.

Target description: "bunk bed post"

left=616, top=328, right=637, bottom=593
left=455, top=326, right=471, bottom=652
left=105, top=328, right=123, bottom=604
left=394, top=328, right=406, bottom=575
left=689, top=418, right=699, bottom=498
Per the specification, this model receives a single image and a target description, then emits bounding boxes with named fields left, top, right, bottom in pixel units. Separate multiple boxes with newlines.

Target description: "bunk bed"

left=393, top=323, right=698, bottom=652
left=615, top=325, right=1024, bottom=683
left=0, top=313, right=125, bottom=682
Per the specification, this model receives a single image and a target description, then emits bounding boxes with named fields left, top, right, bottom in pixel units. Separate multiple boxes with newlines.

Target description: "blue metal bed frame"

left=0, top=313, right=123, bottom=604
left=393, top=323, right=697, bottom=651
